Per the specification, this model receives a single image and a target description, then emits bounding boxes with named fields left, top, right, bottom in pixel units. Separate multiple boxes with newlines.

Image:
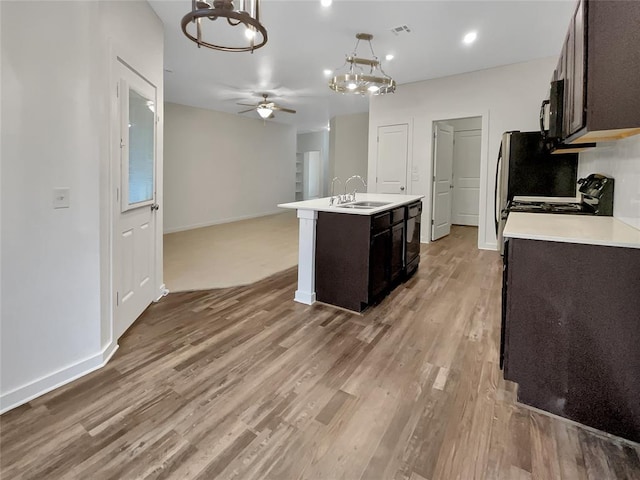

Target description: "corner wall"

left=163, top=102, right=296, bottom=233
left=330, top=113, right=369, bottom=187
left=368, top=57, right=558, bottom=249
left=0, top=0, right=164, bottom=412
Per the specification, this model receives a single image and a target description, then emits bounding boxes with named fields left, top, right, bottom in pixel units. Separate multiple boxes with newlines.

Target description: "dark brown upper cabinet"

left=555, top=0, right=640, bottom=144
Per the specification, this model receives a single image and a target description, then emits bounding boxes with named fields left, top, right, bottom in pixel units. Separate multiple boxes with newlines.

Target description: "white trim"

left=163, top=208, right=286, bottom=234
left=0, top=342, right=119, bottom=414
left=423, top=111, right=491, bottom=249
left=294, top=290, right=316, bottom=305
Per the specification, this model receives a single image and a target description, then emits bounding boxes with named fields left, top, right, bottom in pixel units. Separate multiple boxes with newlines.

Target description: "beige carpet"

left=163, top=211, right=299, bottom=292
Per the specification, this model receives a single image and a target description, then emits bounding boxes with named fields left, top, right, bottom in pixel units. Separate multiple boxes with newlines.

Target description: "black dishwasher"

left=405, top=201, right=422, bottom=277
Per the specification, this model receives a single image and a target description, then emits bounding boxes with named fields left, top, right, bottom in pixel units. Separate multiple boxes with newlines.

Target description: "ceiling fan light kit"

left=237, top=93, right=296, bottom=120
left=329, top=33, right=396, bottom=95
left=181, top=0, right=267, bottom=53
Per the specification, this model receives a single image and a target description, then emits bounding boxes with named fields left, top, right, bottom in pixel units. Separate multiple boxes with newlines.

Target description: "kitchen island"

left=502, top=212, right=640, bottom=442
left=278, top=193, right=423, bottom=311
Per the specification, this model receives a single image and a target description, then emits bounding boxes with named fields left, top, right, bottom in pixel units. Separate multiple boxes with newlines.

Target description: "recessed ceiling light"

left=323, top=69, right=333, bottom=76
left=320, top=0, right=332, bottom=7
left=385, top=54, right=394, bottom=61
left=463, top=31, right=477, bottom=45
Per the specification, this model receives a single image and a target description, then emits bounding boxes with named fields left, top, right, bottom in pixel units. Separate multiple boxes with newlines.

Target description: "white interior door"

left=432, top=123, right=454, bottom=240
left=114, top=60, right=158, bottom=340
left=376, top=124, right=408, bottom=194
left=452, top=130, right=481, bottom=226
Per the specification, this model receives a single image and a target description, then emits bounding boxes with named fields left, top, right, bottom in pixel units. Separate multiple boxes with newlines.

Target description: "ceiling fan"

left=237, top=93, right=296, bottom=119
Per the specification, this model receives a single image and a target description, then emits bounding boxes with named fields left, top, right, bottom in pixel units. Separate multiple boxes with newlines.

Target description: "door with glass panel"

left=114, top=60, right=157, bottom=340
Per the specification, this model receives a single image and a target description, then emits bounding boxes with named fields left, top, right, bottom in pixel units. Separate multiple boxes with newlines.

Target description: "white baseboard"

left=0, top=341, right=119, bottom=414
left=294, top=290, right=316, bottom=305
left=163, top=209, right=285, bottom=234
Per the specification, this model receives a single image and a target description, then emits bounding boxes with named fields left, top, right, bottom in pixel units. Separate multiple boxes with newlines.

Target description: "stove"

left=497, top=174, right=615, bottom=254
left=506, top=174, right=614, bottom=217
left=507, top=199, right=589, bottom=214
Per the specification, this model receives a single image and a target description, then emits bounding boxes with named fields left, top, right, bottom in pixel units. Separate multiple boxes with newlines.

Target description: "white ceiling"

left=149, top=0, right=576, bottom=133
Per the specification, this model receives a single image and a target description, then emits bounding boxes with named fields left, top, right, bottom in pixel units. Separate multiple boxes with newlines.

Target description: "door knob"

left=400, top=186, right=405, bottom=191
left=151, top=203, right=159, bottom=211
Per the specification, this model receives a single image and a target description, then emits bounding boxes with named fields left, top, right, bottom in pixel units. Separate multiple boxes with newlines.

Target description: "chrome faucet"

left=330, top=177, right=343, bottom=205
left=344, top=175, right=367, bottom=203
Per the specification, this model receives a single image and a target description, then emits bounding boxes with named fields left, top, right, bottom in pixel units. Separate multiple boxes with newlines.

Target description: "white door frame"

left=428, top=112, right=489, bottom=249
left=110, top=55, right=160, bottom=342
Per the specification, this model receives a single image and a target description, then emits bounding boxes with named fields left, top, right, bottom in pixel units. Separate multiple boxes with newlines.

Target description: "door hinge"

left=431, top=220, right=434, bottom=225
left=116, top=187, right=119, bottom=202
left=116, top=291, right=119, bottom=306
left=433, top=175, right=436, bottom=182
left=116, top=83, right=119, bottom=98
left=434, top=131, right=438, bottom=138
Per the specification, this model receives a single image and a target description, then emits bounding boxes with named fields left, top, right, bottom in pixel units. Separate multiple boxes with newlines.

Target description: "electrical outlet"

left=53, top=188, right=70, bottom=209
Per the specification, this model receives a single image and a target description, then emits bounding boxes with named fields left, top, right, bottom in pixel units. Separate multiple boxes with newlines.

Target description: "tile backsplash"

left=579, top=134, right=640, bottom=230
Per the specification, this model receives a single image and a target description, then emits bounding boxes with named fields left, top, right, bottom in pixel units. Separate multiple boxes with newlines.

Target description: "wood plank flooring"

left=1, top=226, right=639, bottom=479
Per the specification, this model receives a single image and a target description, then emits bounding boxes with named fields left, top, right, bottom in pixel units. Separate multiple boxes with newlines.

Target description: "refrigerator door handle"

left=494, top=142, right=503, bottom=236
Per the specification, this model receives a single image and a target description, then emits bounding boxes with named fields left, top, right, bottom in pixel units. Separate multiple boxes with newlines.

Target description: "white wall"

left=0, top=0, right=164, bottom=412
left=297, top=130, right=329, bottom=197
left=163, top=102, right=296, bottom=233
left=330, top=113, right=369, bottom=187
left=368, top=57, right=558, bottom=249
left=578, top=136, right=640, bottom=230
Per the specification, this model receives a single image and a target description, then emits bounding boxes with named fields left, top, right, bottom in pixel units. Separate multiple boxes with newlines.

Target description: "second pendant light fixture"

left=329, top=33, right=396, bottom=96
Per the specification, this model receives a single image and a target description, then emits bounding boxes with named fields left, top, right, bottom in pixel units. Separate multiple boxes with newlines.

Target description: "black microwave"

left=547, top=79, right=564, bottom=139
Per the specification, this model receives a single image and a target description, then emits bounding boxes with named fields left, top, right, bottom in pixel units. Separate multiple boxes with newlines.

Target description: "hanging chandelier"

left=181, top=0, right=267, bottom=53
left=329, top=33, right=396, bottom=95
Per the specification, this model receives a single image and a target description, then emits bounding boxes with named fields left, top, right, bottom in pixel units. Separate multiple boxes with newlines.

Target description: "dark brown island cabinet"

left=553, top=0, right=640, bottom=146
left=502, top=238, right=640, bottom=442
left=315, top=201, right=422, bottom=312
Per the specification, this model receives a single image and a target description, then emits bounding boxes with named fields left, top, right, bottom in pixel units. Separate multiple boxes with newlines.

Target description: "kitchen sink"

left=338, top=204, right=376, bottom=209
left=350, top=201, right=391, bottom=207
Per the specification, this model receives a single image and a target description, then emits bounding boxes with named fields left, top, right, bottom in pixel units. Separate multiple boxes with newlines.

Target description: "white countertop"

left=278, top=193, right=424, bottom=216
left=504, top=213, right=640, bottom=249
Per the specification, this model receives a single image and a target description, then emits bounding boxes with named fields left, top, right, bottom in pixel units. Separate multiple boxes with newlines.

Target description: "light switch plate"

left=53, top=188, right=70, bottom=209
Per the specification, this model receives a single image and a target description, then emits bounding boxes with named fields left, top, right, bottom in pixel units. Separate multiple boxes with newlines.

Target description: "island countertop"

left=503, top=212, right=640, bottom=249
left=278, top=193, right=424, bottom=216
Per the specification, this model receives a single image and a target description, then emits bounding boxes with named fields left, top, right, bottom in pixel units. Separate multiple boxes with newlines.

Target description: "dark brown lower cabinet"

left=315, top=204, right=418, bottom=312
left=503, top=238, right=640, bottom=442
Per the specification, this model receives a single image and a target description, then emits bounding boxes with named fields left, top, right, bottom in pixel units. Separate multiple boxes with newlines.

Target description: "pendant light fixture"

left=329, top=33, right=396, bottom=95
left=181, top=0, right=267, bottom=53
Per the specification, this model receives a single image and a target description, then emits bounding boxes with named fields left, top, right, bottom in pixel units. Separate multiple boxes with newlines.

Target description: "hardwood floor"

left=2, top=226, right=639, bottom=479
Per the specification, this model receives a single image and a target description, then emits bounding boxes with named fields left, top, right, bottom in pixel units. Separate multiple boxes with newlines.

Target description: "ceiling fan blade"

left=236, top=102, right=257, bottom=107
left=237, top=108, right=256, bottom=114
left=272, top=106, right=296, bottom=114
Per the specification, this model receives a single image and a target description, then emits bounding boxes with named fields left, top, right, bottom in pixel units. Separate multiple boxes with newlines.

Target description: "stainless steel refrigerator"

left=494, top=131, right=578, bottom=247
